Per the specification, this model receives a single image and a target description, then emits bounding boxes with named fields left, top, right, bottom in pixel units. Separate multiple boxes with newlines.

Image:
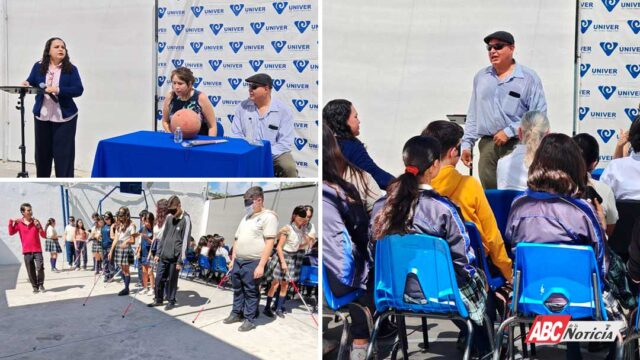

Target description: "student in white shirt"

left=601, top=116, right=640, bottom=200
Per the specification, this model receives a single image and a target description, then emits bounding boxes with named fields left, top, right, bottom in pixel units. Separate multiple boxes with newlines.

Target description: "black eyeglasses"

left=486, top=43, right=509, bottom=51
left=248, top=83, right=264, bottom=90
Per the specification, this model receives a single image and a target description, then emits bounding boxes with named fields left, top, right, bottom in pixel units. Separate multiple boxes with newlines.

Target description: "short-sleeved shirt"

left=117, top=223, right=138, bottom=245
left=234, top=209, right=278, bottom=260
left=281, top=223, right=307, bottom=253
left=46, top=226, right=57, bottom=240
left=64, top=224, right=76, bottom=242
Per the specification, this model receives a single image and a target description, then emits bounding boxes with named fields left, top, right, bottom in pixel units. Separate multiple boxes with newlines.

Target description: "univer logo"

left=271, top=40, right=287, bottom=53
left=294, top=137, right=308, bottom=151
left=295, top=20, right=311, bottom=33
left=228, top=78, right=242, bottom=90
left=227, top=114, right=235, bottom=123
left=210, top=23, right=223, bottom=35
left=193, top=77, right=203, bottom=88
left=601, top=0, right=620, bottom=11
left=292, top=99, right=309, bottom=112
left=272, top=79, right=285, bottom=91
left=172, top=59, right=184, bottom=68
left=158, top=7, right=166, bottom=18
left=230, top=4, right=244, bottom=16
left=580, top=64, right=591, bottom=77
left=157, top=76, right=166, bottom=87
left=209, top=59, right=222, bottom=71
left=626, top=64, right=640, bottom=79
left=272, top=2, right=288, bottom=14
left=315, top=159, right=318, bottom=166
left=525, top=315, right=571, bottom=344
left=156, top=110, right=162, bottom=121
left=158, top=42, right=166, bottom=53
left=249, top=60, right=264, bottom=72
left=597, top=129, right=616, bottom=143
left=251, top=22, right=265, bottom=34
left=190, top=42, right=203, bottom=54
left=625, top=108, right=639, bottom=121
left=581, top=1, right=594, bottom=8
left=581, top=19, right=593, bottom=33
left=208, top=96, right=221, bottom=106
left=172, top=24, right=185, bottom=36
left=229, top=41, right=243, bottom=54
left=191, top=6, right=204, bottom=17
left=579, top=107, right=589, bottom=120
left=599, top=42, right=618, bottom=56
left=293, top=59, right=310, bottom=73
left=629, top=20, right=640, bottom=34
left=598, top=85, right=616, bottom=100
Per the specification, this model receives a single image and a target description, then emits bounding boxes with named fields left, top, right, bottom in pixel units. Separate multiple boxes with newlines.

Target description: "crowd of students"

left=323, top=99, right=640, bottom=359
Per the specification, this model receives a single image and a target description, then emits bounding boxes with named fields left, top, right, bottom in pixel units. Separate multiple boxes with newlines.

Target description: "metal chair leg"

left=519, top=323, right=528, bottom=358
left=398, top=315, right=409, bottom=359
left=421, top=317, right=429, bottom=350
left=335, top=311, right=351, bottom=360
left=492, top=316, right=518, bottom=360
left=366, top=313, right=389, bottom=360
left=464, top=319, right=474, bottom=360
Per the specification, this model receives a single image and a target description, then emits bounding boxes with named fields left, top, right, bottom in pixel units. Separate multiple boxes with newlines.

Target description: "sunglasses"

left=486, top=43, right=509, bottom=51
left=248, top=83, right=264, bottom=90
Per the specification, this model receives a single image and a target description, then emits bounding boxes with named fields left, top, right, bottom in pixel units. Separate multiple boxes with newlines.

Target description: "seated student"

left=573, top=133, right=619, bottom=237
left=496, top=110, right=549, bottom=190
left=323, top=125, right=375, bottom=359
left=506, top=134, right=634, bottom=359
left=601, top=115, right=640, bottom=200
left=626, top=219, right=640, bottom=283
left=422, top=121, right=512, bottom=283
left=214, top=235, right=231, bottom=265
left=370, top=135, right=492, bottom=357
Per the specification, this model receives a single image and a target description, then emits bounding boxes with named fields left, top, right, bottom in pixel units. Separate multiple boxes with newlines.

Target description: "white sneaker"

left=350, top=345, right=367, bottom=360
left=149, top=289, right=155, bottom=296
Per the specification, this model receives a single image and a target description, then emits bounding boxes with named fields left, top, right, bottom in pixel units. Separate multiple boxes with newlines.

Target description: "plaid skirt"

left=91, top=239, right=103, bottom=254
left=113, top=245, right=134, bottom=266
left=270, top=251, right=299, bottom=281
left=45, top=239, right=62, bottom=253
left=458, top=270, right=488, bottom=326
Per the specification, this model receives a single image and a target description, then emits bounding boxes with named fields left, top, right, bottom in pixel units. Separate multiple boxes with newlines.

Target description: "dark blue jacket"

left=338, top=138, right=394, bottom=190
left=26, top=62, right=84, bottom=119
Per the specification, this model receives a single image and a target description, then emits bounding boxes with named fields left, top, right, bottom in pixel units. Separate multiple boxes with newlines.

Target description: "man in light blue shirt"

left=230, top=73, right=298, bottom=177
left=461, top=31, right=547, bottom=189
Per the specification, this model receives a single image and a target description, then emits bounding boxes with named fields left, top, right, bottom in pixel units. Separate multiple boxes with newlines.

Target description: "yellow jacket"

left=432, top=165, right=513, bottom=280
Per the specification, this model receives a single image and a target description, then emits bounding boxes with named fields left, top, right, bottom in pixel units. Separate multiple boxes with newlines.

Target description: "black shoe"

left=147, top=301, right=163, bottom=307
left=33, top=288, right=39, bottom=294
left=275, top=308, right=285, bottom=318
left=39, top=285, right=45, bottom=292
left=223, top=314, right=243, bottom=324
left=164, top=302, right=175, bottom=310
left=263, top=307, right=275, bottom=318
left=238, top=320, right=256, bottom=332
left=118, top=288, right=129, bottom=296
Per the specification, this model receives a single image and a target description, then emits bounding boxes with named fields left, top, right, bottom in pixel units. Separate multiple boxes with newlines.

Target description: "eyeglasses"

left=248, top=83, right=264, bottom=90
left=486, top=43, right=509, bottom=51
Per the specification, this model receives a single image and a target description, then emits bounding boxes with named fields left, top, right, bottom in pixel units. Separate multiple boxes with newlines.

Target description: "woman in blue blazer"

left=22, top=37, right=83, bottom=178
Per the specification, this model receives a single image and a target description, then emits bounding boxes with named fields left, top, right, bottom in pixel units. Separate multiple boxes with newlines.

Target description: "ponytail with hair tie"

left=405, top=166, right=419, bottom=176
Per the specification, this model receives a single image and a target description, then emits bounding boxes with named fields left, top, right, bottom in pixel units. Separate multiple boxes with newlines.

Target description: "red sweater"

left=8, top=219, right=46, bottom=254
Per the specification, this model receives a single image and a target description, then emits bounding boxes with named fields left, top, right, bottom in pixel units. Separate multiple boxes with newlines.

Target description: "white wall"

left=324, top=0, right=576, bottom=177
left=1, top=0, right=154, bottom=172
left=0, top=181, right=319, bottom=265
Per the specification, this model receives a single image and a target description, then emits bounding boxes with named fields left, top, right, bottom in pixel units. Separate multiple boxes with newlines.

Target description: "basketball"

left=170, top=109, right=201, bottom=139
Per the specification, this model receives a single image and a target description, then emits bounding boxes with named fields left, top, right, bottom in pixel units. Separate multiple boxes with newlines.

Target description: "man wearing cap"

left=230, top=73, right=297, bottom=177
left=148, top=195, right=191, bottom=311
left=8, top=203, right=46, bottom=293
left=223, top=186, right=278, bottom=331
left=461, top=31, right=547, bottom=189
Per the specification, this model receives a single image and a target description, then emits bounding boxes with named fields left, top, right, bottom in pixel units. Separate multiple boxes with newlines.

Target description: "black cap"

left=484, top=31, right=514, bottom=45
left=245, top=73, right=272, bottom=88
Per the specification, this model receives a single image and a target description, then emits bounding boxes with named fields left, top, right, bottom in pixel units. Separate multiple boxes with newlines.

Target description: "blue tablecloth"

left=91, top=131, right=274, bottom=177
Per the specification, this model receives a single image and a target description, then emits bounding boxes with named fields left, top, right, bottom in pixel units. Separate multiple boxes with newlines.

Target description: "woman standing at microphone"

left=21, top=37, right=84, bottom=178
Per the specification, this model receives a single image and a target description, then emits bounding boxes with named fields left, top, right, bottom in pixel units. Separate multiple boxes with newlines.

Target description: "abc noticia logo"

left=525, top=315, right=624, bottom=344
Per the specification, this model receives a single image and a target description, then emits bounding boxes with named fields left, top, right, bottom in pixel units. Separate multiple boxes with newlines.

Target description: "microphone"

left=39, top=82, right=58, bottom=103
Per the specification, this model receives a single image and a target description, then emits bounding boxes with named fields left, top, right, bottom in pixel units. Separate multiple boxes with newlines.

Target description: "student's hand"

left=34, top=219, right=41, bottom=228
left=616, top=129, right=629, bottom=149
left=45, top=86, right=59, bottom=95
left=228, top=260, right=234, bottom=270
left=281, top=263, right=288, bottom=274
left=108, top=253, right=112, bottom=261
left=461, top=149, right=473, bottom=168
left=21, top=81, right=30, bottom=87
left=253, top=264, right=264, bottom=279
left=154, top=256, right=159, bottom=263
left=176, top=263, right=182, bottom=271
left=493, top=130, right=509, bottom=146
left=591, top=198, right=607, bottom=233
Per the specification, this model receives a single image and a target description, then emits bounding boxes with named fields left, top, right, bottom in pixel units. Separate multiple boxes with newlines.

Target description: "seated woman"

left=323, top=99, right=394, bottom=190
left=497, top=110, right=549, bottom=190
left=370, top=135, right=491, bottom=357
left=322, top=124, right=375, bottom=359
left=601, top=115, right=640, bottom=200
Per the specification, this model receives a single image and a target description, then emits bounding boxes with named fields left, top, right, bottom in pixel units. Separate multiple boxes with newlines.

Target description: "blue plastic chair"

left=492, top=243, right=613, bottom=360
left=299, top=265, right=318, bottom=287
left=198, top=254, right=212, bottom=281
left=465, top=222, right=506, bottom=292
left=323, top=263, right=371, bottom=360
left=216, top=122, right=224, bottom=137
left=484, top=190, right=523, bottom=257
left=179, top=258, right=196, bottom=279
left=367, top=234, right=494, bottom=360
left=212, top=256, right=228, bottom=274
